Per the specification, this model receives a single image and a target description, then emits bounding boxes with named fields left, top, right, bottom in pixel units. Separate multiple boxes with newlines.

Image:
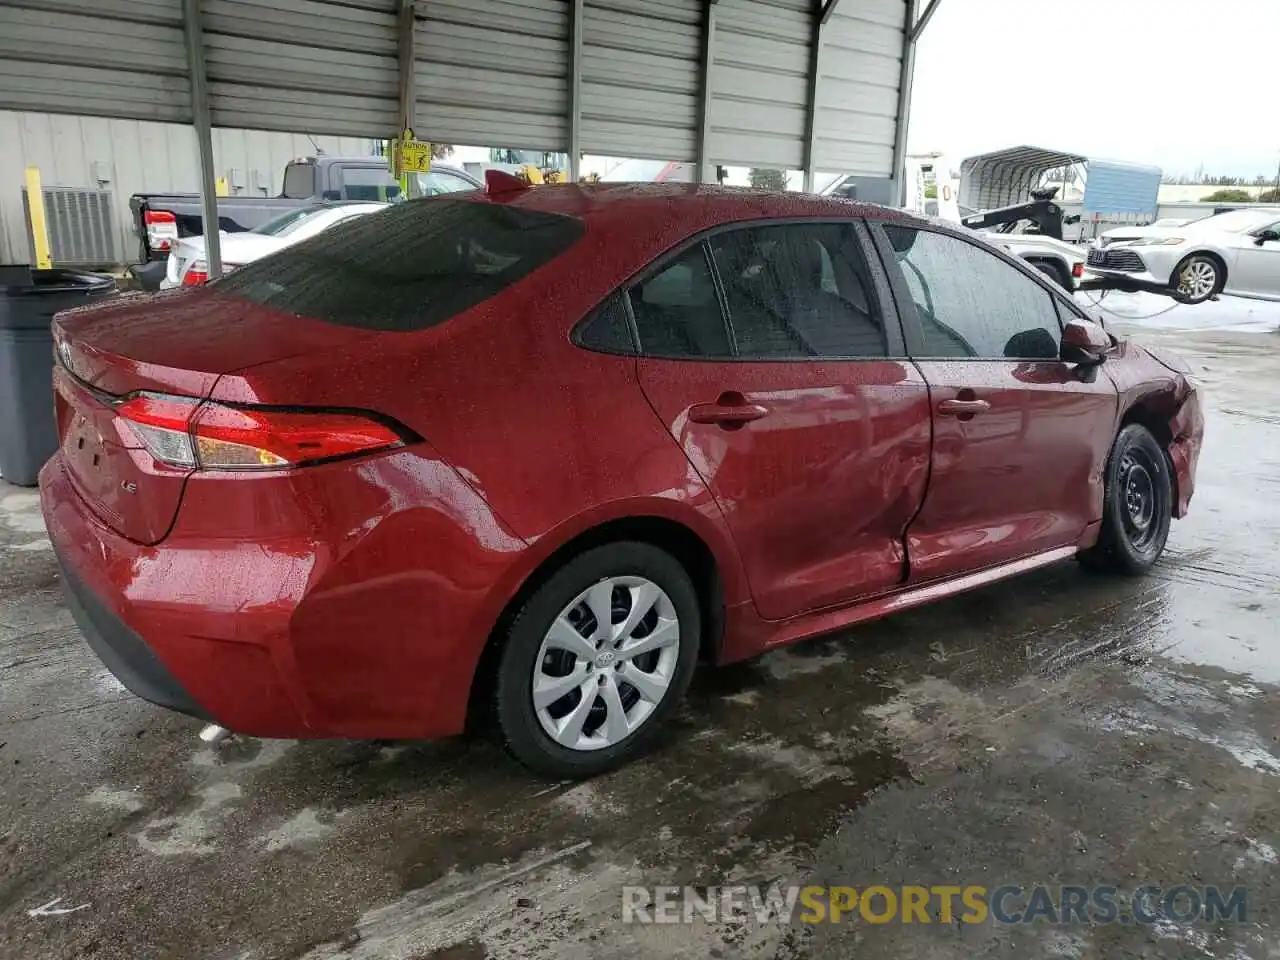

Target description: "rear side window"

left=627, top=244, right=732, bottom=358
left=577, top=294, right=636, bottom=354
left=709, top=223, right=886, bottom=359
left=214, top=200, right=585, bottom=331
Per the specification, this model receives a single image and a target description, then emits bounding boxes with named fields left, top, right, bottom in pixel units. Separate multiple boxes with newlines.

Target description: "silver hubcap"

left=1178, top=259, right=1217, bottom=300
left=532, top=576, right=680, bottom=752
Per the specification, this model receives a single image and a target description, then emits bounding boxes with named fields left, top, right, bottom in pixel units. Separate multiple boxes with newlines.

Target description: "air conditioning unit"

left=22, top=186, right=117, bottom=267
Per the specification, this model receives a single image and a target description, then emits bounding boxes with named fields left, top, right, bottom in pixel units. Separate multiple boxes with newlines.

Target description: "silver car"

left=1088, top=208, right=1280, bottom=304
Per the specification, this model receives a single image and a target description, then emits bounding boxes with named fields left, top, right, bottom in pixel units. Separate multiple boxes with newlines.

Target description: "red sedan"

left=40, top=180, right=1203, bottom=778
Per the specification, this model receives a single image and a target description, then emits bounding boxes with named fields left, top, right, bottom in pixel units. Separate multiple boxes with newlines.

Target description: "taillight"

left=144, top=209, right=178, bottom=252
left=1072, top=262, right=1085, bottom=279
left=114, top=393, right=409, bottom=471
left=182, top=264, right=209, bottom=286
left=182, top=261, right=236, bottom=286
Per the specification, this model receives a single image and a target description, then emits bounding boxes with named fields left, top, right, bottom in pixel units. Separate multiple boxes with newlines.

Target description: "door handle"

left=937, top=399, right=991, bottom=416
left=689, top=397, right=770, bottom=427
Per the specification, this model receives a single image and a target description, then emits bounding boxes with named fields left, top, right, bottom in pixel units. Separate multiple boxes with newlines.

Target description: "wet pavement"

left=2, top=321, right=1278, bottom=960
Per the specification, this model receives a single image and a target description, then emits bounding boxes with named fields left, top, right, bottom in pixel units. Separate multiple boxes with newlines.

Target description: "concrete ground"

left=2, top=316, right=1278, bottom=960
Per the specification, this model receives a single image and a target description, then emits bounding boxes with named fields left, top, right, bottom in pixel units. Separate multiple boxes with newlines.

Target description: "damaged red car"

left=40, top=181, right=1203, bottom=778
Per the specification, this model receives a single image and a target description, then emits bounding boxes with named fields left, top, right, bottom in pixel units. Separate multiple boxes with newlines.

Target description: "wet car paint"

left=41, top=185, right=1201, bottom=746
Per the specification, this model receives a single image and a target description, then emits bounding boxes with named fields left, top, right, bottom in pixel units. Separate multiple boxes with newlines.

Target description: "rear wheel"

left=493, top=542, right=700, bottom=778
left=1079, top=424, right=1172, bottom=575
left=1174, top=253, right=1222, bottom=303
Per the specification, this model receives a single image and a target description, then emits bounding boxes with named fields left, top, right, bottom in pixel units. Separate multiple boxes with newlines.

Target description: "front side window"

left=883, top=225, right=1063, bottom=360
left=709, top=223, right=886, bottom=359
left=627, top=245, right=731, bottom=358
left=214, top=200, right=584, bottom=331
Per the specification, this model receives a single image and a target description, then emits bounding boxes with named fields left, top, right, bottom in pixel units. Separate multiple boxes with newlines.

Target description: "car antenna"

left=307, top=134, right=325, bottom=157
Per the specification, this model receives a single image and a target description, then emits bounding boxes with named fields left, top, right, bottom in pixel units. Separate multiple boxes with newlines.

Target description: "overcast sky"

left=907, top=0, right=1280, bottom=180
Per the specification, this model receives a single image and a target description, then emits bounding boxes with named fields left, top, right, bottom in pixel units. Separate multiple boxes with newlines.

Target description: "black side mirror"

left=1254, top=229, right=1280, bottom=245
left=1060, top=319, right=1111, bottom=367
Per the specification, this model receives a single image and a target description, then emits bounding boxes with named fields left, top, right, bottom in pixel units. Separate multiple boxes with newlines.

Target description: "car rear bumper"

left=57, top=554, right=212, bottom=722
left=40, top=448, right=523, bottom=741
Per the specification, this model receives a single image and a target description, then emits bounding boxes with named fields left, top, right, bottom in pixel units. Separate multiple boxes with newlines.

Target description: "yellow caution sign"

left=390, top=128, right=432, bottom=176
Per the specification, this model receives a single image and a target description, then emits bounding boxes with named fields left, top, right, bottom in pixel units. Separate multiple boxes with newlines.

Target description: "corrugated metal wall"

left=812, top=0, right=906, bottom=178
left=708, top=0, right=812, bottom=171
left=0, top=110, right=372, bottom=265
left=0, top=0, right=913, bottom=217
left=415, top=0, right=570, bottom=151
left=580, top=0, right=703, bottom=162
left=0, top=0, right=190, bottom=123
left=203, top=0, right=400, bottom=138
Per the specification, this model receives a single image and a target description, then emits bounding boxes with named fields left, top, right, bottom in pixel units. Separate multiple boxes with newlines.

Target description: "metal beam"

left=397, top=0, right=418, bottom=197
left=802, top=6, right=825, bottom=193
left=568, top=0, right=584, bottom=180
left=696, top=0, right=718, bottom=184
left=820, top=0, right=843, bottom=27
left=182, top=0, right=221, bottom=280
left=890, top=0, right=919, bottom=207
left=911, top=0, right=942, bottom=41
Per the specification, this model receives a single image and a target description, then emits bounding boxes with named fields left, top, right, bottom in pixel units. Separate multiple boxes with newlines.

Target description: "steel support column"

left=890, top=0, right=920, bottom=207
left=803, top=2, right=828, bottom=193
left=397, top=0, right=418, bottom=197
left=182, top=0, right=221, bottom=279
left=568, top=0, right=584, bottom=180
left=696, top=0, right=718, bottom=184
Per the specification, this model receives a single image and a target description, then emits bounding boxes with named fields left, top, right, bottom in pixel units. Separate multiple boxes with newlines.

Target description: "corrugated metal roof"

left=959, top=145, right=1088, bottom=211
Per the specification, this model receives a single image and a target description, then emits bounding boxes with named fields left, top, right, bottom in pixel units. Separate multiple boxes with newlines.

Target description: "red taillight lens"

left=114, top=393, right=408, bottom=471
left=182, top=268, right=209, bottom=286
left=1072, top=262, right=1085, bottom=278
left=190, top=404, right=404, bottom=469
left=144, top=209, right=178, bottom=252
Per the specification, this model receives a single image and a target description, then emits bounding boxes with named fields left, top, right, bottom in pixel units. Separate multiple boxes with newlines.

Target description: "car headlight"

left=1126, top=237, right=1186, bottom=246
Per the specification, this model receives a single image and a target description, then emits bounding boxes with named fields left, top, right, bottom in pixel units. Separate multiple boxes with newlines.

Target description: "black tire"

left=1079, top=424, right=1173, bottom=575
left=493, top=542, right=700, bottom=779
left=1172, top=252, right=1224, bottom=304
left=1031, top=259, right=1070, bottom=289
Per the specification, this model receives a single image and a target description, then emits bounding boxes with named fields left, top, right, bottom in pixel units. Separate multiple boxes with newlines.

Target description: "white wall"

left=0, top=111, right=376, bottom=266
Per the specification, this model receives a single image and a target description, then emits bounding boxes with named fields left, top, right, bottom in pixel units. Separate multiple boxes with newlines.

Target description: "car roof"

left=460, top=183, right=913, bottom=259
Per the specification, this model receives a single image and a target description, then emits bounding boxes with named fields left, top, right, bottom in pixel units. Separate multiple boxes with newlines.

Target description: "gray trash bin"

left=0, top=265, right=117, bottom=486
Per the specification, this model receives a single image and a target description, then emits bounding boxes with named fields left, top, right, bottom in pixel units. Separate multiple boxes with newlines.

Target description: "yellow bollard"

left=24, top=166, right=52, bottom=269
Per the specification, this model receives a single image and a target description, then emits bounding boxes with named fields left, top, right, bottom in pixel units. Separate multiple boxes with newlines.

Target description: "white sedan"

left=1088, top=208, right=1280, bottom=304
left=160, top=202, right=385, bottom=289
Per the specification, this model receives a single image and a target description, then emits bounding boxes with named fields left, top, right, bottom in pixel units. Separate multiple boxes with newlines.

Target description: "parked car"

left=130, top=158, right=481, bottom=287
left=1090, top=208, right=1280, bottom=303
left=41, top=184, right=1203, bottom=779
left=160, top=202, right=386, bottom=289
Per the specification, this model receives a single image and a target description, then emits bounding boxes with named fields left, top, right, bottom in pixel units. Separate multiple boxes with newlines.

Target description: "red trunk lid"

left=51, top=290, right=375, bottom=545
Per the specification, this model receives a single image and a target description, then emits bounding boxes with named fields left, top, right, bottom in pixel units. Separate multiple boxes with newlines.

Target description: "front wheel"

left=1079, top=424, right=1173, bottom=575
left=1174, top=253, right=1222, bottom=304
left=493, top=542, right=700, bottom=779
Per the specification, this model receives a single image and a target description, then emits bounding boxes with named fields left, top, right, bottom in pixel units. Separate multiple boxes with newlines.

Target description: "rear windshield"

left=212, top=199, right=585, bottom=331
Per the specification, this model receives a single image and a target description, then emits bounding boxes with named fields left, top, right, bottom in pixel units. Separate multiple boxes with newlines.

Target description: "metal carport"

left=0, top=0, right=942, bottom=276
